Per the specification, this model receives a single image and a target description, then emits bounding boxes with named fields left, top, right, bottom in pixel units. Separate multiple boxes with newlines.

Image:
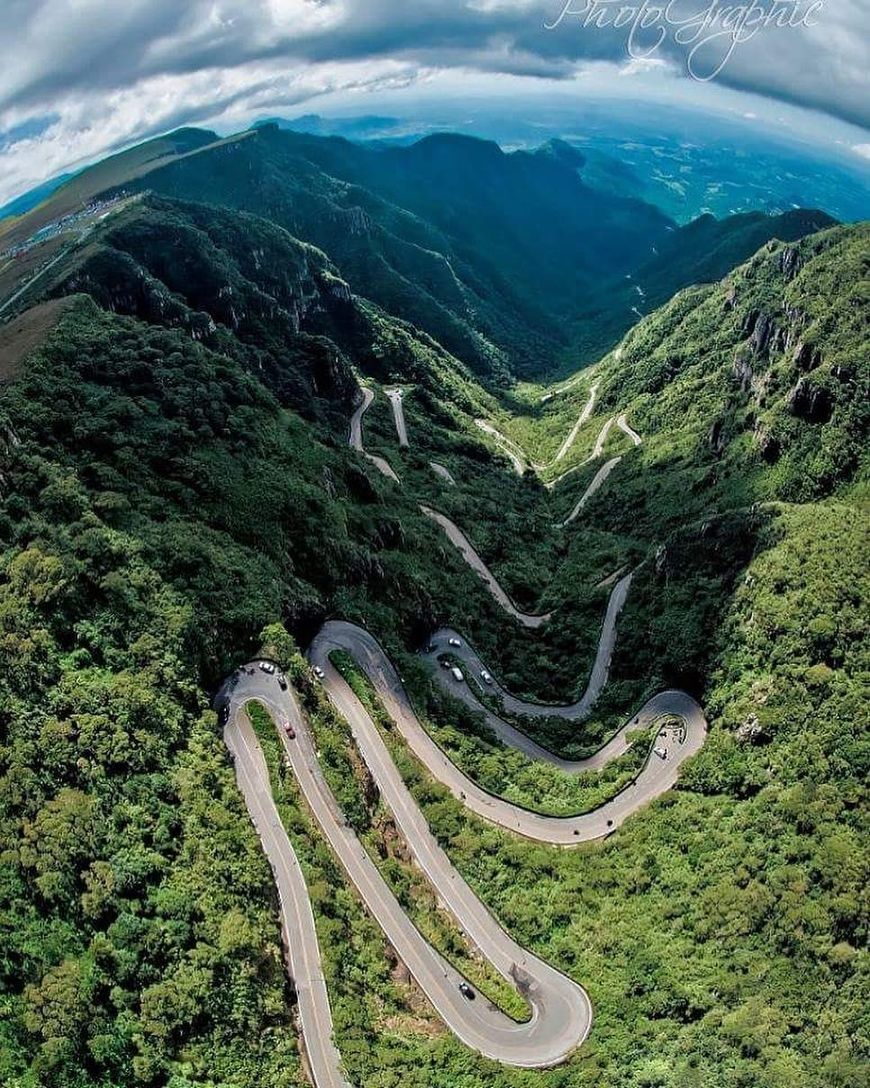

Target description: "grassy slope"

left=0, top=130, right=253, bottom=249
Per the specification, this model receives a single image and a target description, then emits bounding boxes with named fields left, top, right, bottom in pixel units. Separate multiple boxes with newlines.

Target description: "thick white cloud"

left=0, top=0, right=867, bottom=204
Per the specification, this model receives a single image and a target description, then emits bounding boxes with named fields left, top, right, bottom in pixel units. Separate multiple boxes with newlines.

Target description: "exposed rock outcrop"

left=753, top=422, right=780, bottom=463
left=778, top=245, right=803, bottom=282
left=789, top=379, right=833, bottom=423
left=736, top=713, right=770, bottom=745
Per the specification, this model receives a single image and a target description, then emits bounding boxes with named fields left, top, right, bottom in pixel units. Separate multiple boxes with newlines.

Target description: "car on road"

left=313, top=666, right=325, bottom=680
left=458, top=982, right=475, bottom=1001
left=259, top=661, right=276, bottom=674
left=451, top=666, right=464, bottom=683
left=448, top=637, right=462, bottom=648
left=277, top=673, right=288, bottom=690
left=285, top=723, right=296, bottom=739
left=653, top=745, right=667, bottom=759
left=219, top=703, right=230, bottom=725
left=480, top=670, right=493, bottom=685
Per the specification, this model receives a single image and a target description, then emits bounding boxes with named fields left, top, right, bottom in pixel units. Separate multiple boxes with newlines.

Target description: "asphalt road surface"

left=552, top=383, right=598, bottom=464
left=476, top=385, right=598, bottom=474
left=540, top=371, right=588, bottom=404
left=313, top=621, right=707, bottom=847
left=386, top=388, right=409, bottom=447
left=548, top=411, right=642, bottom=490
left=420, top=505, right=553, bottom=627
left=559, top=457, right=622, bottom=526
left=616, top=414, right=643, bottom=447
left=222, top=697, right=350, bottom=1088
left=219, top=385, right=703, bottom=1082
left=421, top=574, right=633, bottom=769
left=223, top=662, right=592, bottom=1072
left=589, top=416, right=616, bottom=459
left=429, top=461, right=456, bottom=485
left=474, top=418, right=527, bottom=475
left=348, top=387, right=400, bottom=482
left=0, top=245, right=73, bottom=317
left=221, top=612, right=706, bottom=1079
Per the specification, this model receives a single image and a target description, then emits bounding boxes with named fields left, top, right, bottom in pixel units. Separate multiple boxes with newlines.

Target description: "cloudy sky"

left=0, top=0, right=868, bottom=205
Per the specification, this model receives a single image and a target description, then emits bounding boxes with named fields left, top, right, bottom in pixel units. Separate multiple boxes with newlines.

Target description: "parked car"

left=448, top=637, right=462, bottom=648
left=440, top=659, right=452, bottom=669
left=219, top=704, right=230, bottom=725
left=277, top=673, right=288, bottom=690
left=451, top=666, right=464, bottom=683
left=480, top=670, right=493, bottom=685
left=313, top=666, right=325, bottom=680
left=458, top=982, right=475, bottom=1001
left=653, top=745, right=667, bottom=760
left=259, top=661, right=276, bottom=674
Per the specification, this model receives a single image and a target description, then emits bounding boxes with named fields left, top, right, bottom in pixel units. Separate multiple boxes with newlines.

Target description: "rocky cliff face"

left=603, top=222, right=868, bottom=502
left=47, top=197, right=369, bottom=416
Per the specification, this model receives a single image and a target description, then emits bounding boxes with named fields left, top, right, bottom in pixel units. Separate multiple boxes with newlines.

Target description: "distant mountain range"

left=1, top=124, right=839, bottom=381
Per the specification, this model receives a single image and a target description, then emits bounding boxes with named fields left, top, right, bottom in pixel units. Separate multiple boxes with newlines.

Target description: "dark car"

left=458, top=982, right=475, bottom=1001
left=219, top=703, right=230, bottom=725
left=277, top=673, right=288, bottom=690
left=285, top=724, right=296, bottom=740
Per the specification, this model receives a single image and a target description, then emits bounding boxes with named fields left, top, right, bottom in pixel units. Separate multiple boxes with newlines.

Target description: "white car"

left=653, top=745, right=667, bottom=760
left=480, top=670, right=493, bottom=685
left=451, top=666, right=464, bottom=683
left=448, top=637, right=462, bottom=648
left=313, top=666, right=325, bottom=680
left=259, top=661, right=276, bottom=674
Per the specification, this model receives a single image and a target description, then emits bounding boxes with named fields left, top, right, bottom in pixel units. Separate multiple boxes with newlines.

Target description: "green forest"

left=0, top=160, right=866, bottom=1088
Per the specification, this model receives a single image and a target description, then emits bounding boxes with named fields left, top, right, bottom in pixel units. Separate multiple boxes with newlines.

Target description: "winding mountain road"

left=559, top=457, right=622, bottom=526
left=552, top=383, right=599, bottom=464
left=422, top=573, right=633, bottom=768
left=420, top=505, right=553, bottom=627
left=548, top=411, right=642, bottom=491
left=616, top=413, right=643, bottom=447
left=222, top=609, right=706, bottom=1081
left=223, top=660, right=592, bottom=1072
left=314, top=623, right=706, bottom=846
left=348, top=387, right=399, bottom=482
left=386, top=388, right=409, bottom=448
left=218, top=385, right=706, bottom=1084
left=475, top=384, right=599, bottom=478
left=474, top=418, right=527, bottom=475
left=540, top=372, right=587, bottom=404
left=224, top=705, right=350, bottom=1088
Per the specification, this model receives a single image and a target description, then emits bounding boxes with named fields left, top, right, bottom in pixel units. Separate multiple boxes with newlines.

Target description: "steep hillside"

left=597, top=223, right=868, bottom=506
left=3, top=124, right=836, bottom=382
left=571, top=207, right=837, bottom=367
left=0, top=184, right=864, bottom=1088
left=92, top=125, right=681, bottom=376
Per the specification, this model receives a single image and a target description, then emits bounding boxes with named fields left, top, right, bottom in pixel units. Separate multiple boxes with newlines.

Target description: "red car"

left=285, top=724, right=296, bottom=740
